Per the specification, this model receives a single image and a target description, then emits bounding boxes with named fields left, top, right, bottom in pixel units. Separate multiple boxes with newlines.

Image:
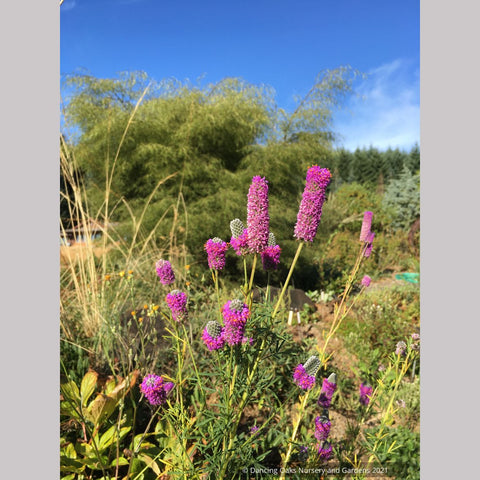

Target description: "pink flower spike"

left=360, top=211, right=373, bottom=242
left=294, top=166, right=332, bottom=242
left=247, top=176, right=270, bottom=253
left=205, top=237, right=229, bottom=270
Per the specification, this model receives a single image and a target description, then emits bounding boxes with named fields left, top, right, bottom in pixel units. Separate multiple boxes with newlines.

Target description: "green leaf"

left=60, top=456, right=86, bottom=473
left=110, top=456, right=130, bottom=467
left=84, top=393, right=117, bottom=427
left=80, top=371, right=98, bottom=407
left=98, top=425, right=131, bottom=451
left=61, top=380, right=81, bottom=403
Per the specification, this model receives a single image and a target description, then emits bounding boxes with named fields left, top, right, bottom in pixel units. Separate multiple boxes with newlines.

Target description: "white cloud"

left=333, top=58, right=419, bottom=152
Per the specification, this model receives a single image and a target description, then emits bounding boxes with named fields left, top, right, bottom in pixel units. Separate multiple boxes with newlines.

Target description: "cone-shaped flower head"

left=205, top=237, right=229, bottom=270
left=294, top=166, right=332, bottom=242
left=293, top=356, right=320, bottom=391
left=140, top=374, right=174, bottom=406
left=304, top=355, right=321, bottom=376
left=222, top=299, right=250, bottom=346
left=165, top=290, right=188, bottom=322
left=202, top=320, right=225, bottom=351
left=361, top=275, right=371, bottom=287
left=230, top=218, right=245, bottom=238
left=360, top=211, right=373, bottom=242
left=261, top=244, right=281, bottom=271
left=246, top=176, right=270, bottom=253
left=155, top=259, right=175, bottom=285
left=317, top=441, right=333, bottom=460
left=317, top=373, right=338, bottom=409
left=267, top=232, right=276, bottom=246
left=314, top=415, right=332, bottom=441
left=359, top=383, right=373, bottom=406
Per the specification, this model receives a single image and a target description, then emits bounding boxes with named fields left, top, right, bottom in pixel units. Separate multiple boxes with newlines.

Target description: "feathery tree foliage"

left=60, top=68, right=418, bottom=289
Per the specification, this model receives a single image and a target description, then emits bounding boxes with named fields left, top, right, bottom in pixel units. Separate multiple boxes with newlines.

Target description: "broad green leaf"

left=60, top=400, right=82, bottom=421
left=110, top=456, right=129, bottom=467
left=98, top=425, right=131, bottom=451
left=61, top=442, right=77, bottom=459
left=80, top=371, right=98, bottom=407
left=84, top=393, right=117, bottom=426
left=60, top=380, right=80, bottom=403
left=60, top=456, right=86, bottom=473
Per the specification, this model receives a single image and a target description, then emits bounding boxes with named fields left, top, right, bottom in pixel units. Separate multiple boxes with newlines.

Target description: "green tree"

left=61, top=69, right=357, bottom=287
left=383, top=166, right=420, bottom=230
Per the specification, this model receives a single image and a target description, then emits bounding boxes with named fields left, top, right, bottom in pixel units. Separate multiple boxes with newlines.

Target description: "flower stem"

left=272, top=242, right=304, bottom=319
left=279, top=390, right=311, bottom=479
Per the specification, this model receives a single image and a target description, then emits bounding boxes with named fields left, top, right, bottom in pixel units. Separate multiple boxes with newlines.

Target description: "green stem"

left=212, top=268, right=223, bottom=322
left=246, top=254, right=258, bottom=308
left=272, top=242, right=304, bottom=319
left=279, top=390, right=311, bottom=479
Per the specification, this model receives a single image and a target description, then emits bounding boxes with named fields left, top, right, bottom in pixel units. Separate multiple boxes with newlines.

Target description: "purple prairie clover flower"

left=222, top=299, right=250, bottom=324
left=317, top=441, right=333, bottom=460
left=223, top=321, right=246, bottom=346
left=250, top=425, right=259, bottom=436
left=230, top=229, right=249, bottom=256
left=205, top=237, right=229, bottom=270
left=294, top=166, right=332, bottom=243
left=261, top=244, right=281, bottom=271
left=314, top=415, right=331, bottom=441
left=230, top=219, right=250, bottom=256
left=246, top=176, right=270, bottom=253
left=222, top=299, right=250, bottom=346
left=165, top=290, right=188, bottom=322
left=411, top=333, right=420, bottom=341
left=361, top=275, right=371, bottom=287
left=155, top=259, right=175, bottom=285
left=364, top=231, right=375, bottom=258
left=140, top=374, right=174, bottom=406
left=202, top=320, right=225, bottom=351
left=293, top=356, right=320, bottom=391
left=395, top=340, right=407, bottom=356
left=360, top=211, right=373, bottom=242
left=359, top=383, right=373, bottom=406
left=317, top=373, right=337, bottom=409
left=293, top=364, right=316, bottom=390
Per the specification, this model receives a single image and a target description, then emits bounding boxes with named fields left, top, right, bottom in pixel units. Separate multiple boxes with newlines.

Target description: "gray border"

left=421, top=1, right=480, bottom=478
left=2, top=1, right=59, bottom=478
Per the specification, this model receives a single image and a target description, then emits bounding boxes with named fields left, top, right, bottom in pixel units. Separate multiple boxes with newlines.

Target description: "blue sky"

left=60, top=0, right=419, bottom=152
